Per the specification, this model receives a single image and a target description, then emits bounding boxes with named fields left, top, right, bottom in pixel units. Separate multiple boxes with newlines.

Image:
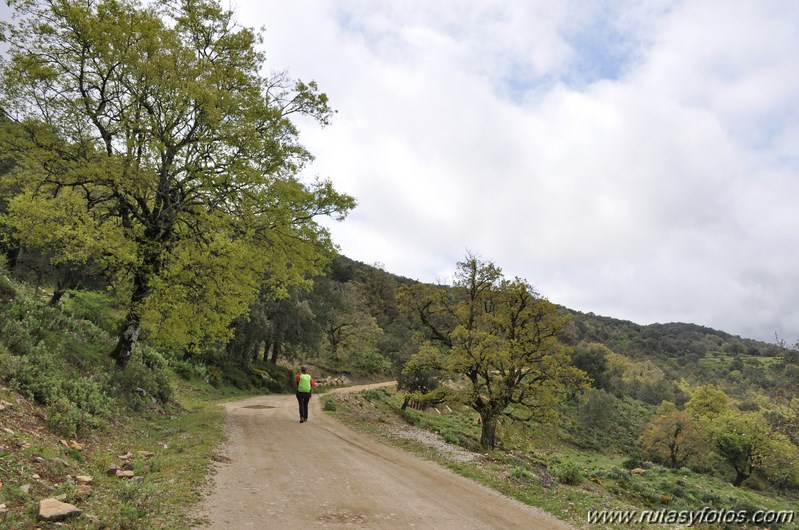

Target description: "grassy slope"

left=0, top=375, right=255, bottom=529
left=0, top=273, right=262, bottom=529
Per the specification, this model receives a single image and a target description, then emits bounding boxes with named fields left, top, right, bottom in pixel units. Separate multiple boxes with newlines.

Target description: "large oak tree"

left=399, top=254, right=587, bottom=450
left=0, top=0, right=354, bottom=368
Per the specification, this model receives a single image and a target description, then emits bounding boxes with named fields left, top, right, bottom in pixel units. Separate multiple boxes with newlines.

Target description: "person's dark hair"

left=301, top=365, right=308, bottom=373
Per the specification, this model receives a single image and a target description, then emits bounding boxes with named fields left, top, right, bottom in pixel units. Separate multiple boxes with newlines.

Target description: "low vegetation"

left=0, top=272, right=269, bottom=528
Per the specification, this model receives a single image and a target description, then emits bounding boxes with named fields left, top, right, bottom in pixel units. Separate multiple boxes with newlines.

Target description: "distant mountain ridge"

left=337, top=254, right=785, bottom=360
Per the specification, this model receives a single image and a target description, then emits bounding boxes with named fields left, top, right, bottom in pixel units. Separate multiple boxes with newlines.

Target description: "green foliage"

left=551, top=461, right=583, bottom=485
left=344, top=348, right=393, bottom=376
left=7, top=341, right=65, bottom=404
left=249, top=361, right=294, bottom=393
left=168, top=357, right=212, bottom=382
left=570, top=342, right=611, bottom=389
left=63, top=289, right=121, bottom=333
left=510, top=465, right=533, bottom=481
left=399, top=254, right=588, bottom=451
left=708, top=409, right=799, bottom=491
left=0, top=289, right=113, bottom=434
left=685, top=384, right=732, bottom=417
left=114, top=479, right=158, bottom=527
left=46, top=396, right=85, bottom=438
left=577, top=388, right=617, bottom=430
left=1, top=0, right=355, bottom=368
left=399, top=342, right=445, bottom=398
left=0, top=270, right=16, bottom=303
left=109, top=346, right=174, bottom=410
left=564, top=392, right=652, bottom=453
left=9, top=364, right=108, bottom=435
left=322, top=397, right=337, bottom=411
left=639, top=410, right=706, bottom=469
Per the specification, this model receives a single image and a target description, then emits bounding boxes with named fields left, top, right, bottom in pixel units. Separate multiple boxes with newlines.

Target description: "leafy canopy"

left=0, top=0, right=355, bottom=365
left=399, top=254, right=588, bottom=450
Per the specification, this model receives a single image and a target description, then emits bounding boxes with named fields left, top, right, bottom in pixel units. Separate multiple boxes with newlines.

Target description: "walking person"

left=295, top=365, right=316, bottom=423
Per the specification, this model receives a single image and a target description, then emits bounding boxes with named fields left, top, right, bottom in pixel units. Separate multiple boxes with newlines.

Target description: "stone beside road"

left=38, top=498, right=82, bottom=522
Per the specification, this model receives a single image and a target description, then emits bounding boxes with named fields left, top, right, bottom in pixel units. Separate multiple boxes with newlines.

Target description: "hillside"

left=2, top=256, right=799, bottom=527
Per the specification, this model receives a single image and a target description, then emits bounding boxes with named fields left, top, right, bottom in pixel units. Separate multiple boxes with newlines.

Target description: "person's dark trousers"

left=296, top=391, right=311, bottom=421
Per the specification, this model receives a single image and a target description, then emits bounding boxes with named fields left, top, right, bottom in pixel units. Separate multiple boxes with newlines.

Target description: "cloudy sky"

left=3, top=1, right=797, bottom=343
left=229, top=0, right=799, bottom=343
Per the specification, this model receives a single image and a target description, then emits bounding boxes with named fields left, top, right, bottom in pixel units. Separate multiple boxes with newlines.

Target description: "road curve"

left=194, top=383, right=573, bottom=529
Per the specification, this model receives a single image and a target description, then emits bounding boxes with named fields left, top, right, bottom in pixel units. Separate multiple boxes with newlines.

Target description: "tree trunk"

left=265, top=339, right=274, bottom=363
left=111, top=316, right=142, bottom=369
left=269, top=343, right=279, bottom=364
left=669, top=442, right=679, bottom=469
left=480, top=413, right=498, bottom=450
left=49, top=288, right=66, bottom=306
left=732, top=460, right=751, bottom=487
left=269, top=325, right=285, bottom=364
left=5, top=243, right=21, bottom=270
left=110, top=270, right=149, bottom=369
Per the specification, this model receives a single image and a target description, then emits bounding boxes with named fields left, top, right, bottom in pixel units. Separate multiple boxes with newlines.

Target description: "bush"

left=0, top=311, right=39, bottom=355
left=47, top=396, right=83, bottom=438
left=109, top=345, right=174, bottom=410
left=7, top=341, right=63, bottom=404
left=62, top=376, right=111, bottom=418
left=0, top=344, right=22, bottom=382
left=552, top=461, right=584, bottom=485
left=64, top=289, right=120, bottom=333
left=510, top=466, right=533, bottom=481
left=169, top=357, right=211, bottom=381
left=345, top=349, right=392, bottom=377
left=622, top=453, right=647, bottom=470
left=577, top=388, right=617, bottom=429
left=0, top=272, right=16, bottom=303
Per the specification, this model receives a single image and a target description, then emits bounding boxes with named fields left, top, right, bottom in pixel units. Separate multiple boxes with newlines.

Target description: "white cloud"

left=234, top=0, right=799, bottom=342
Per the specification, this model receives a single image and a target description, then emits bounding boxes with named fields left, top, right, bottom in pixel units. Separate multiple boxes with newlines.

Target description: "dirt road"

left=195, top=383, right=573, bottom=529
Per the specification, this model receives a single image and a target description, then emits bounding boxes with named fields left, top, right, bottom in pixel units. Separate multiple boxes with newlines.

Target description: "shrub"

left=577, top=388, right=617, bottom=430
left=622, top=453, right=647, bottom=470
left=510, top=466, right=533, bottom=481
left=0, top=348, right=22, bottom=380
left=401, top=408, right=422, bottom=426
left=8, top=341, right=63, bottom=404
left=552, top=461, right=583, bottom=485
left=169, top=357, right=210, bottom=381
left=602, top=466, right=631, bottom=482
left=440, top=430, right=460, bottom=445
left=47, top=396, right=83, bottom=438
left=0, top=313, right=38, bottom=355
left=64, top=289, right=120, bottom=333
left=62, top=376, right=111, bottom=417
left=109, top=345, right=174, bottom=410
left=345, top=349, right=392, bottom=377
left=0, top=272, right=16, bottom=303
